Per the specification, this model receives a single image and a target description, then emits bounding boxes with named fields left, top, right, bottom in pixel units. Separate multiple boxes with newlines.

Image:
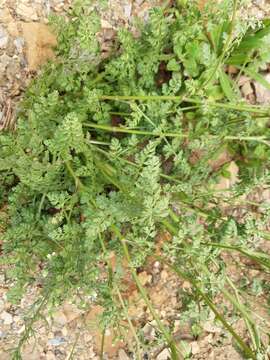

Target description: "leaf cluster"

left=1, top=0, right=270, bottom=358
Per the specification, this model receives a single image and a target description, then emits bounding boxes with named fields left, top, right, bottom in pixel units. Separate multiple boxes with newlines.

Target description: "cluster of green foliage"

left=1, top=0, right=270, bottom=358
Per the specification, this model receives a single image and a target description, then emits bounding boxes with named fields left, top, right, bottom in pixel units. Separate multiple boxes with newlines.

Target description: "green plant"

left=1, top=0, right=270, bottom=358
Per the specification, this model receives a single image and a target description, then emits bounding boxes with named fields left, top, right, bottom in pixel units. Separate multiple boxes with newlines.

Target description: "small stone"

left=7, top=22, right=19, bottom=37
left=237, top=75, right=250, bottom=87
left=14, top=37, right=24, bottom=53
left=157, top=348, right=170, bottom=360
left=103, top=28, right=115, bottom=41
left=227, top=65, right=238, bottom=74
left=142, top=323, right=156, bottom=341
left=16, top=4, right=38, bottom=21
left=48, top=337, right=66, bottom=346
left=101, top=19, right=113, bottom=29
left=61, top=326, right=68, bottom=336
left=0, top=298, right=5, bottom=312
left=182, top=281, right=192, bottom=290
left=84, top=332, right=93, bottom=343
left=0, top=26, right=8, bottom=49
left=203, top=321, right=222, bottom=334
left=0, top=8, right=12, bottom=23
left=191, top=341, right=200, bottom=355
left=18, top=325, right=25, bottom=334
left=138, top=271, right=152, bottom=286
left=45, top=351, right=56, bottom=360
left=124, top=4, right=132, bottom=19
left=53, top=310, right=68, bottom=326
left=160, top=270, right=168, bottom=281
left=254, top=73, right=270, bottom=104
left=118, top=349, right=130, bottom=360
left=241, top=81, right=253, bottom=97
left=0, top=330, right=6, bottom=339
left=1, top=311, right=13, bottom=325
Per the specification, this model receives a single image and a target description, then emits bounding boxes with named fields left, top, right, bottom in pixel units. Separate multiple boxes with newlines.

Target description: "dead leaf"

left=85, top=305, right=125, bottom=357
left=21, top=22, right=57, bottom=71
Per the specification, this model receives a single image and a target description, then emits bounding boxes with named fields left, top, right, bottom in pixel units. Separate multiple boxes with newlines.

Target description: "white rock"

left=254, top=73, right=270, bottom=104
left=18, top=325, right=25, bottom=334
left=14, top=37, right=24, bottom=53
left=203, top=321, right=222, bottom=334
left=53, top=310, right=68, bottom=326
left=191, top=341, right=200, bottom=355
left=1, top=311, right=13, bottom=325
left=241, top=81, right=253, bottom=97
left=48, top=336, right=66, bottom=346
left=142, top=322, right=156, bottom=341
left=101, top=19, right=113, bottom=29
left=237, top=75, right=250, bottom=87
left=118, top=349, right=129, bottom=360
left=45, top=351, right=56, bottom=360
left=16, top=3, right=38, bottom=21
left=0, top=26, right=8, bottom=48
left=124, top=4, right=132, bottom=19
left=157, top=348, right=171, bottom=360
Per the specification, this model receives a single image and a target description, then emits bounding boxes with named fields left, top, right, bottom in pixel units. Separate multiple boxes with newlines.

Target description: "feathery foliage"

left=1, top=0, right=270, bottom=358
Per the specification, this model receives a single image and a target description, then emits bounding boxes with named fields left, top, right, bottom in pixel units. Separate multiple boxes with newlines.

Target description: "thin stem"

left=116, top=287, right=142, bottom=359
left=158, top=258, right=257, bottom=360
left=65, top=161, right=83, bottom=190
left=100, top=329, right=105, bottom=360
left=96, top=95, right=269, bottom=114
left=84, top=122, right=187, bottom=138
left=86, top=127, right=269, bottom=148
left=203, top=0, right=239, bottom=88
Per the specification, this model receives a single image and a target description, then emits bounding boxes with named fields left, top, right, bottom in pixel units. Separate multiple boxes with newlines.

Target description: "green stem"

left=202, top=0, right=239, bottom=88
left=116, top=287, right=142, bottom=359
left=96, top=95, right=269, bottom=114
left=65, top=161, right=83, bottom=190
left=158, top=258, right=257, bottom=360
left=85, top=123, right=270, bottom=145
left=84, top=122, right=187, bottom=138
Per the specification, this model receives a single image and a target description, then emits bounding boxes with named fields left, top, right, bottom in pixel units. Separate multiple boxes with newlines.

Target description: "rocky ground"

left=1, top=1, right=270, bottom=359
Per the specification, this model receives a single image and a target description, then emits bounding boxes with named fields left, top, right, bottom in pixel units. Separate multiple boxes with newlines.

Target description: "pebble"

left=124, top=4, right=132, bottom=19
left=0, top=26, right=8, bottom=49
left=142, top=322, right=156, bottom=341
left=118, top=349, right=130, bottom=360
left=241, top=81, right=253, bottom=97
left=254, top=73, right=270, bottom=104
left=14, top=37, right=24, bottom=53
left=191, top=341, right=200, bottom=355
left=203, top=321, right=222, bottom=334
left=16, top=3, right=38, bottom=21
left=1, top=311, right=13, bottom=325
left=48, top=336, right=66, bottom=346
left=156, top=348, right=170, bottom=360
